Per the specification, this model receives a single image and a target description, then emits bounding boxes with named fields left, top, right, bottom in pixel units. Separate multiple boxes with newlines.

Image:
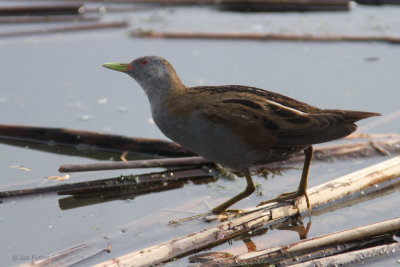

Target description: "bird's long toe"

left=257, top=190, right=309, bottom=208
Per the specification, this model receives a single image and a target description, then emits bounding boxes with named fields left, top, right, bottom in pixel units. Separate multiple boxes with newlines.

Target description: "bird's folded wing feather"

left=198, top=97, right=356, bottom=148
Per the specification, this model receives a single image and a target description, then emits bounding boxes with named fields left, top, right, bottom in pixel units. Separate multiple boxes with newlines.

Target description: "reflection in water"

left=0, top=167, right=217, bottom=210
left=58, top=168, right=216, bottom=210
left=274, top=215, right=312, bottom=240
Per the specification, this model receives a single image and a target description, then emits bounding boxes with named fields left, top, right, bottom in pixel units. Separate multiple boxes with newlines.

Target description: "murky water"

left=0, top=4, right=400, bottom=266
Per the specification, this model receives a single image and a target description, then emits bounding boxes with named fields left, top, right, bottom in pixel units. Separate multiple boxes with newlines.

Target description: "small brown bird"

left=103, top=56, right=380, bottom=214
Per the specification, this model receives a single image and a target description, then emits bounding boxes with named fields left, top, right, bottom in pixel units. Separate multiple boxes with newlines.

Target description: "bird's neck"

left=143, top=65, right=186, bottom=109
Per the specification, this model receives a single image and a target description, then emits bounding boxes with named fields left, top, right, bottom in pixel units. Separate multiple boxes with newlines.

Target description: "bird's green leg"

left=257, top=146, right=313, bottom=213
left=212, top=169, right=255, bottom=214
left=168, top=169, right=255, bottom=224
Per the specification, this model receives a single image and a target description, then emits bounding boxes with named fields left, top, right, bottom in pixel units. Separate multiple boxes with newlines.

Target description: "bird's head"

left=103, top=56, right=184, bottom=101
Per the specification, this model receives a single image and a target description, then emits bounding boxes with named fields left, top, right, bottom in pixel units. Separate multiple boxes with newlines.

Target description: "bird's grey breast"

left=150, top=105, right=274, bottom=171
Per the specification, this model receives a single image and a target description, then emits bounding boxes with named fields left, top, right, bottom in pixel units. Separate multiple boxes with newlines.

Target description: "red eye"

left=141, top=59, right=149, bottom=65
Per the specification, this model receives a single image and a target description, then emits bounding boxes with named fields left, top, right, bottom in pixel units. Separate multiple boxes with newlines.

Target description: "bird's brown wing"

left=190, top=85, right=320, bottom=113
left=199, top=103, right=279, bottom=149
left=198, top=96, right=357, bottom=148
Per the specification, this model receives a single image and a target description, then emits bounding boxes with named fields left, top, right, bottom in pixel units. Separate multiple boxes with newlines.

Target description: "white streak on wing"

left=267, top=99, right=307, bottom=115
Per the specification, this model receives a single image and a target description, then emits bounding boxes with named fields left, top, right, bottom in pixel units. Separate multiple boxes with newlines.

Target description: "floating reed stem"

left=0, top=124, right=193, bottom=157
left=58, top=138, right=400, bottom=172
left=290, top=242, right=400, bottom=267
left=58, top=156, right=211, bottom=172
left=0, top=167, right=213, bottom=198
left=131, top=30, right=400, bottom=44
left=0, top=21, right=127, bottom=38
left=91, top=156, right=400, bottom=266
left=0, top=15, right=99, bottom=23
left=195, top=217, right=400, bottom=265
left=0, top=3, right=84, bottom=16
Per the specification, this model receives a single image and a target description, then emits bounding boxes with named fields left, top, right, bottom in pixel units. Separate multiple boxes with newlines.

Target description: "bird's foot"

left=257, top=190, right=311, bottom=215
left=204, top=209, right=245, bottom=222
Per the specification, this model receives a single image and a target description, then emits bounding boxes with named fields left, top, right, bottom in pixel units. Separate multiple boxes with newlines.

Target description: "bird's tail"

left=324, top=109, right=381, bottom=123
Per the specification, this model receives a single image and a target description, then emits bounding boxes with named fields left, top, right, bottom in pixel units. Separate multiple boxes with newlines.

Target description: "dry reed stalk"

left=206, top=217, right=400, bottom=265
left=19, top=195, right=217, bottom=267
left=0, top=3, right=84, bottom=16
left=0, top=15, right=99, bottom=23
left=0, top=21, right=127, bottom=38
left=131, top=30, right=400, bottom=44
left=91, top=156, right=400, bottom=267
left=346, top=133, right=400, bottom=139
left=290, top=242, right=400, bottom=267
left=58, top=156, right=210, bottom=172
